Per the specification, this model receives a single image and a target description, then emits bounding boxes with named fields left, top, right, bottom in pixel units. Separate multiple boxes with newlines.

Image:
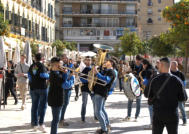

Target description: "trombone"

left=58, top=66, right=107, bottom=86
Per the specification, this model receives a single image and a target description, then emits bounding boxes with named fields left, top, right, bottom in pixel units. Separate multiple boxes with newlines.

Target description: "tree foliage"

left=149, top=33, right=176, bottom=57
left=119, top=31, right=142, bottom=56
left=30, top=41, right=38, bottom=56
left=63, top=41, right=77, bottom=51
left=0, top=0, right=10, bottom=36
left=52, top=40, right=66, bottom=56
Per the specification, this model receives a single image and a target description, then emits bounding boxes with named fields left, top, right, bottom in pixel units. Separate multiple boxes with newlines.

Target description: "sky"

left=175, top=0, right=180, bottom=3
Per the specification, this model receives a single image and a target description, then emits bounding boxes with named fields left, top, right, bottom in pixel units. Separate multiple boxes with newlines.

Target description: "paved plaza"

left=0, top=89, right=189, bottom=134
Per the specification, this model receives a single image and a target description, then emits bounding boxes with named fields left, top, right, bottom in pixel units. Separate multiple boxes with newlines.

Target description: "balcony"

left=62, top=9, right=137, bottom=16
left=61, top=0, right=138, bottom=4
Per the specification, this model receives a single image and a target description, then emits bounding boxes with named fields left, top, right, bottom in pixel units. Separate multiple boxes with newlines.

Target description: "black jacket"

left=80, top=67, right=91, bottom=93
left=28, top=62, right=48, bottom=90
left=144, top=73, right=188, bottom=115
left=48, top=71, right=64, bottom=107
left=94, top=69, right=115, bottom=98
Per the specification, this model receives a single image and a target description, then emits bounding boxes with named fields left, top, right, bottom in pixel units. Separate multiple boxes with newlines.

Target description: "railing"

left=63, top=9, right=137, bottom=14
left=61, top=0, right=137, bottom=2
left=62, top=23, right=137, bottom=27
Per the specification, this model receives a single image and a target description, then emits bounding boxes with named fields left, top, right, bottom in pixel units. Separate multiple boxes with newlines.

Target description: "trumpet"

left=58, top=66, right=107, bottom=86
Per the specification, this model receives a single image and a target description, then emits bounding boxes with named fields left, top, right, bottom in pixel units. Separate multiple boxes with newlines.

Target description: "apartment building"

left=1, top=0, right=56, bottom=45
left=56, top=0, right=139, bottom=51
left=138, top=0, right=174, bottom=40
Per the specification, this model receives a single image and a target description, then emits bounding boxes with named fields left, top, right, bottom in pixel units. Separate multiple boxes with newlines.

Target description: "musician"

left=93, top=59, right=116, bottom=134
left=59, top=54, right=74, bottom=126
left=171, top=61, right=187, bottom=126
left=48, top=57, right=65, bottom=134
left=80, top=56, right=93, bottom=122
left=124, top=55, right=143, bottom=122
left=144, top=57, right=188, bottom=134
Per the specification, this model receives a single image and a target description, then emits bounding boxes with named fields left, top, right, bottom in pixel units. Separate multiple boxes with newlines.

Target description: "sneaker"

left=183, top=122, right=187, bottom=126
left=38, top=125, right=47, bottom=133
left=107, top=125, right=111, bottom=132
left=21, top=105, right=24, bottom=110
left=60, top=120, right=69, bottom=127
left=123, top=116, right=130, bottom=121
left=75, top=96, right=79, bottom=101
left=134, top=117, right=138, bottom=122
left=14, top=100, right=18, bottom=105
left=33, top=126, right=38, bottom=132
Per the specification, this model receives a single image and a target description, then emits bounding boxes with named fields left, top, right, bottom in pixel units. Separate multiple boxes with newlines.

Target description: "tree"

left=30, top=41, right=38, bottom=56
left=149, top=33, right=176, bottom=57
left=63, top=41, right=77, bottom=51
left=0, top=0, right=10, bottom=36
left=110, top=43, right=123, bottom=57
left=52, top=40, right=66, bottom=56
left=119, top=30, right=142, bottom=57
left=163, top=0, right=189, bottom=73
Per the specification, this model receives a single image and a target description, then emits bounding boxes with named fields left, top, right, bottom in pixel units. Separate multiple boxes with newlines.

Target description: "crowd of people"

left=0, top=52, right=188, bottom=134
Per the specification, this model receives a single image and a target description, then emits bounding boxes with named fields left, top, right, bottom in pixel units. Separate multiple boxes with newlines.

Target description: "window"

left=147, top=18, right=153, bottom=24
left=126, top=17, right=135, bottom=27
left=148, top=0, right=153, bottom=6
left=147, top=9, right=153, bottom=15
left=144, top=31, right=151, bottom=40
left=158, top=16, right=161, bottom=21
left=158, top=0, right=161, bottom=4
left=126, top=4, right=136, bottom=14
left=63, top=18, right=72, bottom=27
left=158, top=9, right=161, bottom=12
left=63, top=4, right=72, bottom=14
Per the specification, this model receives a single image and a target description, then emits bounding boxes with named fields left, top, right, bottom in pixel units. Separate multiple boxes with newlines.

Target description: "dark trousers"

left=5, top=81, right=17, bottom=103
left=153, top=113, right=179, bottom=134
left=119, top=78, right=123, bottom=91
left=75, top=84, right=79, bottom=97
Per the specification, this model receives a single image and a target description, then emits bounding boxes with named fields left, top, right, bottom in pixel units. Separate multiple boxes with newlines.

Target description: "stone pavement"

left=0, top=90, right=189, bottom=134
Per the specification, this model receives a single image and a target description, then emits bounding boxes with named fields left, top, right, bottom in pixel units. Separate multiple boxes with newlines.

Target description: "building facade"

left=1, top=0, right=56, bottom=45
left=56, top=0, right=139, bottom=51
left=138, top=0, right=174, bottom=40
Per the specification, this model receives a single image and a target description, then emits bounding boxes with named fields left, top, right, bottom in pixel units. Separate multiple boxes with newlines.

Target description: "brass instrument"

left=88, top=44, right=114, bottom=91
left=139, top=70, right=145, bottom=91
left=58, top=66, right=107, bottom=86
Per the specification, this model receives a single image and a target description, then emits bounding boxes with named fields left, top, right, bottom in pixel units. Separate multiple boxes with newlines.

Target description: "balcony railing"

left=63, top=9, right=137, bottom=14
left=62, top=23, right=137, bottom=27
left=61, top=0, right=137, bottom=2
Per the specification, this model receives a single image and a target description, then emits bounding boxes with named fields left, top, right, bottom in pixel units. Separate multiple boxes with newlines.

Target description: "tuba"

left=88, top=44, right=114, bottom=91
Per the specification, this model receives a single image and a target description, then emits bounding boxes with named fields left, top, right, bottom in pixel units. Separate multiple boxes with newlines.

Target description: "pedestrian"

left=171, top=61, right=187, bottom=126
left=144, top=57, right=188, bottom=134
left=48, top=57, right=65, bottom=134
left=118, top=60, right=124, bottom=91
left=2, top=61, right=18, bottom=105
left=74, top=60, right=80, bottom=101
left=93, top=59, right=116, bottom=134
left=15, top=54, right=29, bottom=110
left=124, top=55, right=143, bottom=122
left=28, top=53, right=49, bottom=132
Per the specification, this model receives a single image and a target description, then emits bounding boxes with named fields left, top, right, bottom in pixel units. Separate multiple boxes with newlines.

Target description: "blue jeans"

left=60, top=89, right=71, bottom=121
left=119, top=78, right=123, bottom=91
left=94, top=94, right=108, bottom=132
left=127, top=96, right=141, bottom=118
left=51, top=106, right=62, bottom=134
left=81, top=92, right=95, bottom=121
left=102, top=100, right=110, bottom=126
left=30, top=89, right=48, bottom=126
left=148, top=105, right=153, bottom=124
left=178, top=101, right=187, bottom=123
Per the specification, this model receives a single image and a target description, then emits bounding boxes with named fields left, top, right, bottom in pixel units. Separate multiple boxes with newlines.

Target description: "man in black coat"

left=144, top=57, right=188, bottom=134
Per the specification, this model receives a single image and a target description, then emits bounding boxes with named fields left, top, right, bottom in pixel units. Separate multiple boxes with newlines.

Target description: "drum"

left=123, top=73, right=141, bottom=100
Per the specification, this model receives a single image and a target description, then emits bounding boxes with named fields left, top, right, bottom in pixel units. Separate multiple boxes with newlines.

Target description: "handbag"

left=148, top=74, right=171, bottom=105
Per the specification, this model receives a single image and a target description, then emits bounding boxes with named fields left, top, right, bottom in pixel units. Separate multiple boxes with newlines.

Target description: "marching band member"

left=59, top=54, right=75, bottom=127
left=48, top=57, right=65, bottom=134
left=124, top=55, right=143, bottom=122
left=80, top=56, right=93, bottom=122
left=93, top=59, right=116, bottom=134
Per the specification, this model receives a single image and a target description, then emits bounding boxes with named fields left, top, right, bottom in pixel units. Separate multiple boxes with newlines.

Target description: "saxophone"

left=139, top=70, right=145, bottom=92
